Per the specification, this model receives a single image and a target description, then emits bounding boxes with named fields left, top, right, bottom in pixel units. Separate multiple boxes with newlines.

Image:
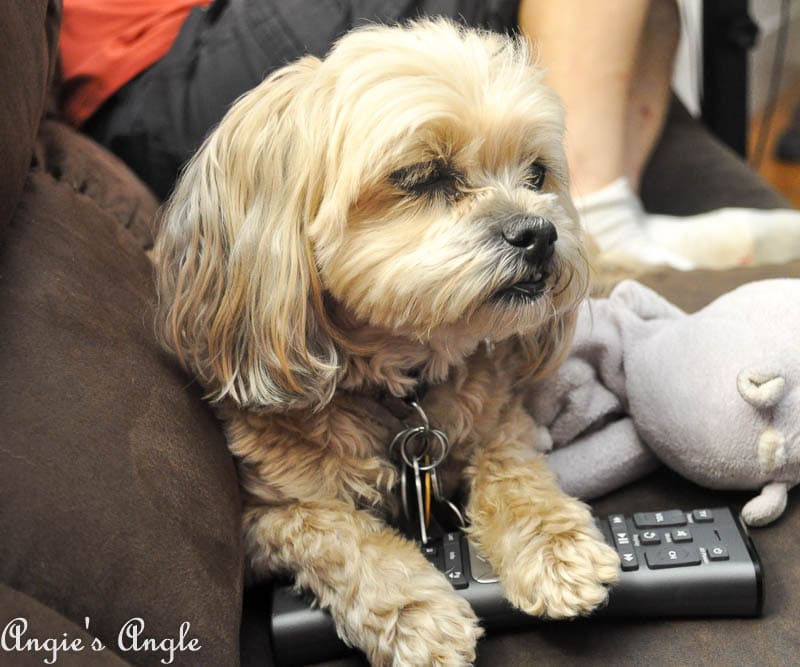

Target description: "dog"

left=154, top=19, right=619, bottom=666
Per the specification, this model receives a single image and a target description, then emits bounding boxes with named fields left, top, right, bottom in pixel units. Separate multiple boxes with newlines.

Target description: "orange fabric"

left=60, top=0, right=211, bottom=126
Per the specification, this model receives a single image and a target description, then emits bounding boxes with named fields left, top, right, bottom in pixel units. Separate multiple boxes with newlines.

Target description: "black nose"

left=502, top=217, right=558, bottom=266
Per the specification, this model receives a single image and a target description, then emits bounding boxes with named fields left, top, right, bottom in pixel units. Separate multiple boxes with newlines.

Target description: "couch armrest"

left=641, top=97, right=789, bottom=216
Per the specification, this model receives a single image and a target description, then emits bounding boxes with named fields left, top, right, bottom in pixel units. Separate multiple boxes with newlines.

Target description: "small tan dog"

left=155, top=19, right=618, bottom=666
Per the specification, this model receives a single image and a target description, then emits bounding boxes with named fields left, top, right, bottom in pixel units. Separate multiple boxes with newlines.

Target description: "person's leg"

left=518, top=0, right=648, bottom=198
left=518, top=0, right=693, bottom=269
left=630, top=4, right=800, bottom=268
left=624, top=0, right=681, bottom=193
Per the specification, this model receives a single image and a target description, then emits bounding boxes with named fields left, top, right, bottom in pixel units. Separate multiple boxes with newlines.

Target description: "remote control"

left=269, top=507, right=763, bottom=666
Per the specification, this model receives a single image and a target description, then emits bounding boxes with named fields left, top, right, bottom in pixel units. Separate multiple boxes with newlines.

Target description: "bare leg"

left=518, top=0, right=693, bottom=269
left=466, top=403, right=619, bottom=618
left=625, top=0, right=681, bottom=192
left=518, top=0, right=649, bottom=198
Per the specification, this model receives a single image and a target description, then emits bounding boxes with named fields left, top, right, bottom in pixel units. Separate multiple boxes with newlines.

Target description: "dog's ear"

left=154, top=56, right=340, bottom=411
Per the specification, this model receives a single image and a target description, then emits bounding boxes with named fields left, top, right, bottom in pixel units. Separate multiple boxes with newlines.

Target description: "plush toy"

left=527, top=279, right=800, bottom=527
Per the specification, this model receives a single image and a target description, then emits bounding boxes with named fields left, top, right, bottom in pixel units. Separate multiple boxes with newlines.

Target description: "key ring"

left=390, top=425, right=427, bottom=459
left=407, top=401, right=429, bottom=429
left=399, top=428, right=449, bottom=471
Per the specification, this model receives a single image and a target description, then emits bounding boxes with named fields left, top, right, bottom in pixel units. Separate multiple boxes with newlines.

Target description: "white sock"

left=575, top=177, right=695, bottom=270
left=645, top=208, right=800, bottom=269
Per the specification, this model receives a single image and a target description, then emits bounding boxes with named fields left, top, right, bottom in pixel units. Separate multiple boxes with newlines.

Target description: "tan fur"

left=155, top=20, right=618, bottom=666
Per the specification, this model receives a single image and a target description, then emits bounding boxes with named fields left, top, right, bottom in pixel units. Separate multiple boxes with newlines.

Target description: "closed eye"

left=524, top=161, right=547, bottom=191
left=390, top=159, right=463, bottom=201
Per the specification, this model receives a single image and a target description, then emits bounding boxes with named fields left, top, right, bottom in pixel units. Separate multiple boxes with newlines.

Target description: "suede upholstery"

left=1, top=2, right=798, bottom=667
left=0, top=583, right=131, bottom=667
left=0, top=0, right=59, bottom=233
left=0, top=170, right=243, bottom=666
left=0, top=2, right=242, bottom=665
left=34, top=119, right=159, bottom=249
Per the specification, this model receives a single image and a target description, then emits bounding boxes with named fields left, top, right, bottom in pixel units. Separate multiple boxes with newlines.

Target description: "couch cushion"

left=35, top=120, right=159, bottom=249
left=639, top=259, right=800, bottom=312
left=0, top=170, right=242, bottom=666
left=641, top=99, right=790, bottom=215
left=0, top=583, right=132, bottom=666
left=0, top=0, right=60, bottom=234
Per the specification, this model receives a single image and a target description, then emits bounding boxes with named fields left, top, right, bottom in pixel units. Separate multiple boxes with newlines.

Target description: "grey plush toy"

left=527, top=279, right=800, bottom=527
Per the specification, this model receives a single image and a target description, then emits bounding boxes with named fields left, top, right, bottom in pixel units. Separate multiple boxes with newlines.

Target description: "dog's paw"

left=377, top=582, right=482, bottom=667
left=502, top=508, right=620, bottom=619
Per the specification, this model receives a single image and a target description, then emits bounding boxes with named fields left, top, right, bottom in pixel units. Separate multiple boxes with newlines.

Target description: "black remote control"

left=269, top=507, right=763, bottom=666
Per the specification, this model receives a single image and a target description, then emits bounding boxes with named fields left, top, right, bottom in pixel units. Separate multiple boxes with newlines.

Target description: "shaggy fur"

left=155, top=20, right=619, bottom=666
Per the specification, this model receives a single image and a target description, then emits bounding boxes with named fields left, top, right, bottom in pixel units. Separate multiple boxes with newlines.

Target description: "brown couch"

left=1, top=2, right=798, bottom=666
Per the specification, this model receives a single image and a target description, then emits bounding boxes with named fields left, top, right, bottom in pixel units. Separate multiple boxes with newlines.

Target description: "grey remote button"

left=693, top=508, right=714, bottom=523
left=612, top=527, right=632, bottom=548
left=645, top=546, right=702, bottom=569
left=633, top=510, right=687, bottom=528
left=639, top=530, right=661, bottom=545
left=619, top=548, right=639, bottom=571
left=443, top=532, right=467, bottom=589
left=708, top=545, right=730, bottom=561
left=672, top=528, right=693, bottom=543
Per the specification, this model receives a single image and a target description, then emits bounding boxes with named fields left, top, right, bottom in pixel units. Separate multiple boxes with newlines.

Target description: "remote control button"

left=671, top=528, right=693, bottom=543
left=608, top=514, right=627, bottom=531
left=645, top=546, right=701, bottom=569
left=422, top=544, right=443, bottom=569
left=446, top=569, right=468, bottom=589
left=692, top=509, right=714, bottom=523
left=633, top=510, right=687, bottom=528
left=612, top=529, right=632, bottom=548
left=639, top=530, right=661, bottom=545
left=443, top=535, right=468, bottom=589
left=707, top=545, right=729, bottom=561
left=618, top=548, right=639, bottom=571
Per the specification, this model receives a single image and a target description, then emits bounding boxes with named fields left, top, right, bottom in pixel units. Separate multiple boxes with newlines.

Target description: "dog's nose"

left=501, top=216, right=558, bottom=266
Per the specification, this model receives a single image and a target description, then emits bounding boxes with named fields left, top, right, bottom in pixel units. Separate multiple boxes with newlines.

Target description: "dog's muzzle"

left=494, top=216, right=557, bottom=302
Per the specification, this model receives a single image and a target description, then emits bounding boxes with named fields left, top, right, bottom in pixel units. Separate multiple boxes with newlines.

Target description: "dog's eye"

left=525, top=161, right=547, bottom=191
left=390, top=160, right=462, bottom=201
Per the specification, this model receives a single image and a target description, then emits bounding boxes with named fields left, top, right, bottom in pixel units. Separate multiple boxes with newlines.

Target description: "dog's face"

left=310, top=22, right=587, bottom=341
left=155, top=20, right=589, bottom=410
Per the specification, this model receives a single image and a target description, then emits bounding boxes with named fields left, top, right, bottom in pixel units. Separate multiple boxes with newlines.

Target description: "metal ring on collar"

left=400, top=428, right=449, bottom=470
left=399, top=427, right=432, bottom=462
left=407, top=401, right=430, bottom=430
left=390, top=425, right=426, bottom=458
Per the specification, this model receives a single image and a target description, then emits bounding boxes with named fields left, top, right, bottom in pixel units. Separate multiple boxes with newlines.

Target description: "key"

left=412, top=457, right=429, bottom=544
left=424, top=455, right=431, bottom=529
left=430, top=466, right=466, bottom=529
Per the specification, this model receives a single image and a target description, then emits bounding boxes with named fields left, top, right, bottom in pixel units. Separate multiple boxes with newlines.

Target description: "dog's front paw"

left=358, top=569, right=483, bottom=667
left=376, top=582, right=482, bottom=667
left=502, top=507, right=620, bottom=619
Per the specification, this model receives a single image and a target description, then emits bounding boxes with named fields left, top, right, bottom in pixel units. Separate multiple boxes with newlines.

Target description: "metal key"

left=430, top=466, right=465, bottom=529
left=412, top=457, right=430, bottom=544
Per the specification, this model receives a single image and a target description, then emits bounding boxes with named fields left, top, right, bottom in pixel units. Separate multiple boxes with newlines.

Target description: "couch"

left=1, top=2, right=798, bottom=666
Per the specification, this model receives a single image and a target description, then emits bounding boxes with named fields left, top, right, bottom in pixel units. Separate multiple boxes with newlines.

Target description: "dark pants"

left=84, top=0, right=518, bottom=199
